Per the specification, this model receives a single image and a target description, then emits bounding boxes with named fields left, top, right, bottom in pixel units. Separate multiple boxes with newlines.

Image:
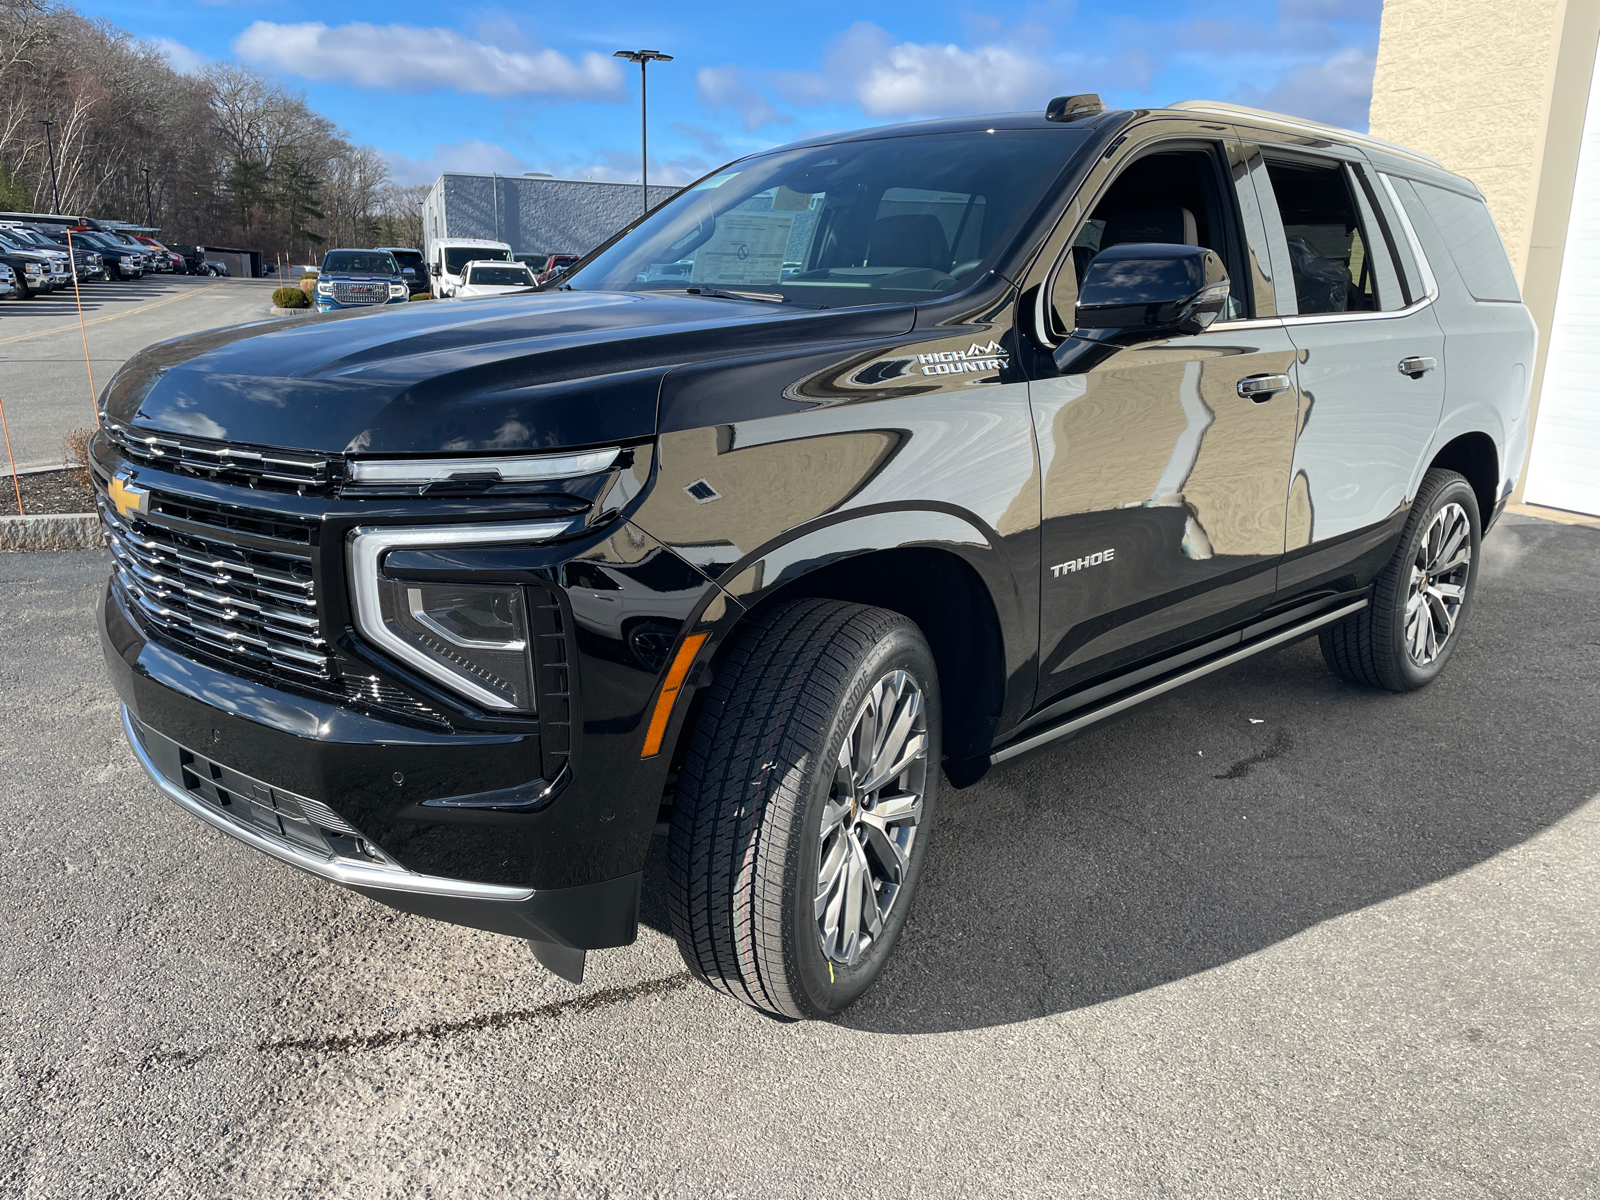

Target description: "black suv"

left=94, top=97, right=1534, bottom=1018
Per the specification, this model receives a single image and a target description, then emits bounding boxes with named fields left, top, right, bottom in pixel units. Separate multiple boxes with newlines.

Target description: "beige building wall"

left=1370, top=0, right=1600, bottom=501
left=1370, top=0, right=1565, bottom=281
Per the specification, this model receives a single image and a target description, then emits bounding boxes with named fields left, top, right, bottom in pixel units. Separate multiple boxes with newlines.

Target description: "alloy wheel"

left=815, top=669, right=928, bottom=967
left=1405, top=501, right=1472, bottom=665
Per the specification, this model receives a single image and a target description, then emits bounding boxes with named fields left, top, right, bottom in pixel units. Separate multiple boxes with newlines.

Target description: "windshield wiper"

left=682, top=286, right=787, bottom=304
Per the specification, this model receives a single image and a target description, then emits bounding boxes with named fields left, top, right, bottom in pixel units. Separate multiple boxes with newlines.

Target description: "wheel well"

left=702, top=548, right=1007, bottom=783
left=1428, top=433, right=1499, bottom=524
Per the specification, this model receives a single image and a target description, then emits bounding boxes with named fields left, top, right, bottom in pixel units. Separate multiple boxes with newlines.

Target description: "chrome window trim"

left=1276, top=295, right=1437, bottom=327
left=348, top=520, right=574, bottom=712
left=122, top=705, right=535, bottom=901
left=1377, top=173, right=1439, bottom=301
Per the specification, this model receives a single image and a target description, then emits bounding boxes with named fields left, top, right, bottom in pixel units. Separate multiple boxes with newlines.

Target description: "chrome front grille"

left=331, top=281, right=386, bottom=305
left=104, top=423, right=334, bottom=493
left=104, top=425, right=334, bottom=496
left=100, top=494, right=330, bottom=682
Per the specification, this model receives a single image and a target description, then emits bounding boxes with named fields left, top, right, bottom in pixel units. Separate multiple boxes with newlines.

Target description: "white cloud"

left=696, top=66, right=791, bottom=132
left=233, top=21, right=626, bottom=100
left=773, top=22, right=1059, bottom=118
left=142, top=36, right=206, bottom=75
left=1239, top=47, right=1376, bottom=131
left=379, top=139, right=540, bottom=186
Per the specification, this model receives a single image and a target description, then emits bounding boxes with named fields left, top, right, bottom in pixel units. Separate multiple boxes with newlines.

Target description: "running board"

left=989, top=597, right=1368, bottom=766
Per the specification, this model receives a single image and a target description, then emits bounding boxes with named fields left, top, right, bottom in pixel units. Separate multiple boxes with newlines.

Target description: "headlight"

left=121, top=255, right=132, bottom=264
left=317, top=281, right=332, bottom=294
left=389, top=282, right=407, bottom=298
left=348, top=521, right=571, bottom=711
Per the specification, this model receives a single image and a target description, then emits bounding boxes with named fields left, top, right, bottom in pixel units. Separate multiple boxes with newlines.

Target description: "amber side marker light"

left=641, top=631, right=710, bottom=758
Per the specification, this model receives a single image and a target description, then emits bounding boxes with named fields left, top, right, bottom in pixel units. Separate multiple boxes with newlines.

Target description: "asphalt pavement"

left=0, top=515, right=1595, bottom=1199
left=0, top=276, right=283, bottom=475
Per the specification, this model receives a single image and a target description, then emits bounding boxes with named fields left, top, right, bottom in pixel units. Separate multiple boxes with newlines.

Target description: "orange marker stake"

left=65, top=230, right=100, bottom=426
left=0, top=392, right=24, bottom=516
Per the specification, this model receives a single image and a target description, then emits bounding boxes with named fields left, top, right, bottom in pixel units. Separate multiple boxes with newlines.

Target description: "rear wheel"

left=1320, top=468, right=1481, bottom=692
left=667, top=599, right=940, bottom=1019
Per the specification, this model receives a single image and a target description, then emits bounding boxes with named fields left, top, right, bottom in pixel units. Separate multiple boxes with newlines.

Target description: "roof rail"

left=1169, top=100, right=1443, bottom=167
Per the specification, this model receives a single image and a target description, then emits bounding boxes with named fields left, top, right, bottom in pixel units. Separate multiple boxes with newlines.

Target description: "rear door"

left=1243, top=135, right=1448, bottom=596
left=1023, top=122, right=1303, bottom=706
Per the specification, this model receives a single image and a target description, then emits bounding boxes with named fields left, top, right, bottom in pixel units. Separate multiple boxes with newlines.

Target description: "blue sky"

left=96, top=0, right=1383, bottom=186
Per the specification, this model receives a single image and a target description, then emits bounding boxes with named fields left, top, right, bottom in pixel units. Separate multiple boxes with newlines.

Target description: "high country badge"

left=917, top=341, right=1008, bottom=376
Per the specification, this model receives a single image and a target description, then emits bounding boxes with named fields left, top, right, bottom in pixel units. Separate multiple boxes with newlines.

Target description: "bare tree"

left=0, top=2, right=399, bottom=258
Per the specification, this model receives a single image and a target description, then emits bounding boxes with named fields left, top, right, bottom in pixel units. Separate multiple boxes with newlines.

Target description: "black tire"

left=1320, top=468, right=1482, bottom=692
left=667, top=599, right=941, bottom=1020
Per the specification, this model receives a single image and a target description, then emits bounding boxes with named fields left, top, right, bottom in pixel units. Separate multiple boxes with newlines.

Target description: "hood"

left=324, top=271, right=401, bottom=281
left=102, top=289, right=914, bottom=457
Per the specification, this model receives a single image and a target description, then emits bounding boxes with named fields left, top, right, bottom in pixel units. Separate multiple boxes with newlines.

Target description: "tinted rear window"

left=1410, top=183, right=1521, bottom=302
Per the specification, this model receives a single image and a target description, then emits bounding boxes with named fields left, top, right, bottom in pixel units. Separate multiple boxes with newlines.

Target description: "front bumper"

left=121, top=704, right=643, bottom=946
left=314, top=295, right=409, bottom=312
left=94, top=438, right=733, bottom=945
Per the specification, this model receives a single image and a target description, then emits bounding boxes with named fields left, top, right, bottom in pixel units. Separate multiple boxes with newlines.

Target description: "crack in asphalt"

left=1214, top=728, right=1294, bottom=780
left=258, top=971, right=693, bottom=1056
left=135, top=971, right=693, bottom=1070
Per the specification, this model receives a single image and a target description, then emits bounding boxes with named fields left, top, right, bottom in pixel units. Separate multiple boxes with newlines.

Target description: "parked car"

left=373, top=246, right=429, bottom=296
left=99, top=231, right=153, bottom=275
left=91, top=96, right=1533, bottom=1019
left=0, top=226, right=69, bottom=290
left=133, top=236, right=181, bottom=273
left=0, top=235, right=55, bottom=297
left=197, top=259, right=229, bottom=277
left=0, top=261, right=15, bottom=298
left=20, top=225, right=104, bottom=282
left=514, top=252, right=548, bottom=270
left=427, top=237, right=512, bottom=297
left=312, top=248, right=408, bottom=312
left=536, top=253, right=580, bottom=285
left=453, top=259, right=540, bottom=298
left=70, top=231, right=143, bottom=279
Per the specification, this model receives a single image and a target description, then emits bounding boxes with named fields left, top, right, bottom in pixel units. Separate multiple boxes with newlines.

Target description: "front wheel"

left=1321, top=468, right=1481, bottom=691
left=667, top=599, right=940, bottom=1020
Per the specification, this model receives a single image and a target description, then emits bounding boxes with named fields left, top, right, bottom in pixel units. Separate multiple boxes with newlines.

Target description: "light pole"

left=39, top=120, right=61, bottom=214
left=613, top=49, right=672, bottom=217
left=141, top=167, right=153, bottom=227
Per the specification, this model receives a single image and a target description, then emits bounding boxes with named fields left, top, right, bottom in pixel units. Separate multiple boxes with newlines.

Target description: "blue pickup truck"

left=313, top=249, right=411, bottom=313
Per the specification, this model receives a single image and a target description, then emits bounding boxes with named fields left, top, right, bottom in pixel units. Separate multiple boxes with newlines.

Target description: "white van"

left=428, top=238, right=513, bottom=297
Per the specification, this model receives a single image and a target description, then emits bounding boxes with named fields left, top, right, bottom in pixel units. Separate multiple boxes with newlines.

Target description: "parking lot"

left=0, top=276, right=281, bottom=475
left=1, top=513, right=1595, bottom=1198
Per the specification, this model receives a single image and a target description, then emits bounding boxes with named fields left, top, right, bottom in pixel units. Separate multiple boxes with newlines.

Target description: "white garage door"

left=1525, top=36, right=1600, bottom=517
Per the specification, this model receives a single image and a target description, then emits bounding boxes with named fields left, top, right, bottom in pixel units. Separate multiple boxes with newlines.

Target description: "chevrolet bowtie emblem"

left=107, top=474, right=148, bottom=519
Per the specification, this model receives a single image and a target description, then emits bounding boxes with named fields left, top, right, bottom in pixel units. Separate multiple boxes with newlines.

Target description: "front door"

left=1025, top=128, right=1303, bottom=710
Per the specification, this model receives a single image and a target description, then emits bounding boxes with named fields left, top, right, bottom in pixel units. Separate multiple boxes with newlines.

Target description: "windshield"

left=322, top=250, right=399, bottom=275
left=466, top=264, right=536, bottom=286
left=388, top=249, right=424, bottom=272
left=570, top=129, right=1089, bottom=308
left=445, top=246, right=510, bottom=274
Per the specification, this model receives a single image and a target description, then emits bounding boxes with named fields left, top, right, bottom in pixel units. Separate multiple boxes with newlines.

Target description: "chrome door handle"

left=1237, top=373, right=1292, bottom=401
left=1398, top=356, right=1437, bottom=377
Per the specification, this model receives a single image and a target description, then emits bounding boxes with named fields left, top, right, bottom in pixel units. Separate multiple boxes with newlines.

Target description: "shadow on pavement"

left=637, top=517, right=1600, bottom=1032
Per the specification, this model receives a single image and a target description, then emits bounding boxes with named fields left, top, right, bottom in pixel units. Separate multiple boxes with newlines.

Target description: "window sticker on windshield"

left=772, top=186, right=813, bottom=212
left=691, top=211, right=796, bottom=286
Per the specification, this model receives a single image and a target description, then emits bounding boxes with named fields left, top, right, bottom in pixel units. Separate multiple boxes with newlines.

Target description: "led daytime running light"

left=348, top=447, right=620, bottom=486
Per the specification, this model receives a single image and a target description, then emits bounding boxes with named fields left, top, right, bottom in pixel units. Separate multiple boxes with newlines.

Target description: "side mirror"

left=1073, top=243, right=1231, bottom=344
left=429, top=263, right=439, bottom=276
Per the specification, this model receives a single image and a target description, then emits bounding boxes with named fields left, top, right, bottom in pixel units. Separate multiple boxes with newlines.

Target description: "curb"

left=269, top=305, right=311, bottom=317
left=0, top=513, right=101, bottom=552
